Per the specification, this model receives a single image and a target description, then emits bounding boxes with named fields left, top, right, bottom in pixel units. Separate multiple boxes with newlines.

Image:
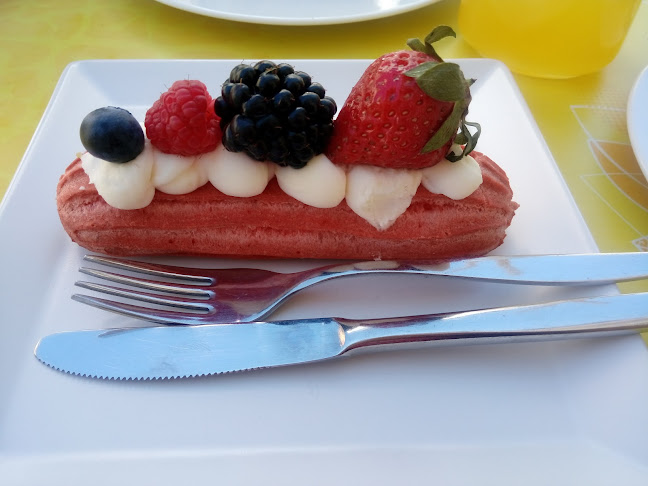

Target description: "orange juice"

left=458, top=0, right=640, bottom=78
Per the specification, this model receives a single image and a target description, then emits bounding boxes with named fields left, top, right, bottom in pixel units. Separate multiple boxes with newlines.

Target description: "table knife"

left=35, top=292, right=648, bottom=380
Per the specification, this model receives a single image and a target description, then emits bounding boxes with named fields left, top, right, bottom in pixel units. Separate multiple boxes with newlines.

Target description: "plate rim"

left=153, top=0, right=443, bottom=25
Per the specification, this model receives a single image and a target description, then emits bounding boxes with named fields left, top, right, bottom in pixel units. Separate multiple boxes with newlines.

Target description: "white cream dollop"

left=421, top=153, right=483, bottom=200
left=276, top=154, right=346, bottom=208
left=152, top=151, right=196, bottom=187
left=81, top=149, right=155, bottom=210
left=155, top=155, right=209, bottom=195
left=345, top=165, right=422, bottom=230
left=204, top=144, right=273, bottom=197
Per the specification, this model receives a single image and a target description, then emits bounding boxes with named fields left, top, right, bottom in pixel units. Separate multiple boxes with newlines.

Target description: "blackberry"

left=215, top=61, right=337, bottom=168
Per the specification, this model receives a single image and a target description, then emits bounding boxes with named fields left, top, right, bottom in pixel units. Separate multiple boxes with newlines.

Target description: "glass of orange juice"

left=458, top=0, right=640, bottom=78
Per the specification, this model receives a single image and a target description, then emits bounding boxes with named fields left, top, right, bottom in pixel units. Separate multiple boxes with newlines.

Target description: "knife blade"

left=35, top=292, right=648, bottom=380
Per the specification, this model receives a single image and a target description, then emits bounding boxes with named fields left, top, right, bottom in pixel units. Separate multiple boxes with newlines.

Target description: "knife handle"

left=339, top=292, right=648, bottom=351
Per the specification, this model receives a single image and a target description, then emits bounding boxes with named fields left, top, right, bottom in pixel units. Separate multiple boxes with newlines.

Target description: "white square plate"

left=1, top=60, right=647, bottom=485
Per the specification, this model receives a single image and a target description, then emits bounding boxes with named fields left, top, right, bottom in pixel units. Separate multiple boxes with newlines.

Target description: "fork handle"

left=302, top=253, right=648, bottom=287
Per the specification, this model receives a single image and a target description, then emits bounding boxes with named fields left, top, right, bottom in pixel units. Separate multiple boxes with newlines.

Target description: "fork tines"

left=74, top=255, right=218, bottom=325
left=83, top=255, right=214, bottom=284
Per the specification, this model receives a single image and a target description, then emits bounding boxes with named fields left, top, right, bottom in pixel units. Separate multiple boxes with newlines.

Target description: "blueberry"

left=79, top=107, right=144, bottom=163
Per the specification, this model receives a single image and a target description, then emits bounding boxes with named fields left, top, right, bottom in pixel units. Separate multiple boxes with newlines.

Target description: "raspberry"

left=145, top=80, right=221, bottom=156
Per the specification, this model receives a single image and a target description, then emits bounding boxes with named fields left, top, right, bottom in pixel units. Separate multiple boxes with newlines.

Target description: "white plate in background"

left=1, top=59, right=647, bottom=485
left=154, top=0, right=442, bottom=25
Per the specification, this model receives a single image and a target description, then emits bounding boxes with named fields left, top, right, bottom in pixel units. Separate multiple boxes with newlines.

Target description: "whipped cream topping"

left=80, top=142, right=482, bottom=229
left=151, top=151, right=196, bottom=187
left=422, top=150, right=483, bottom=200
left=156, top=156, right=209, bottom=195
left=346, top=165, right=422, bottom=230
left=81, top=147, right=155, bottom=210
left=204, top=144, right=274, bottom=197
left=276, top=154, right=346, bottom=209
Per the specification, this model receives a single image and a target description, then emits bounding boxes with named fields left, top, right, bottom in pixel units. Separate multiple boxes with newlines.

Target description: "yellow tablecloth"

left=1, top=0, right=647, bottom=296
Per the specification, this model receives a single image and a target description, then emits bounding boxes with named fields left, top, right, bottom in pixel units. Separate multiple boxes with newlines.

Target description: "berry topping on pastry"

left=326, top=26, right=480, bottom=169
left=215, top=61, right=337, bottom=169
left=145, top=80, right=221, bottom=156
left=79, top=106, right=145, bottom=163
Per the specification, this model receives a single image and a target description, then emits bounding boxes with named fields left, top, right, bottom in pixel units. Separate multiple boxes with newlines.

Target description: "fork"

left=72, top=252, right=648, bottom=325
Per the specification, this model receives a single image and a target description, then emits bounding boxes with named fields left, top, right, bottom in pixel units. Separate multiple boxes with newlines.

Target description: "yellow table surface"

left=1, top=0, right=647, bottom=293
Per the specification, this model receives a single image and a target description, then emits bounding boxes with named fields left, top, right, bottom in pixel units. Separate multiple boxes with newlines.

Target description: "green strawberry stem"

left=406, top=25, right=456, bottom=61
left=405, top=26, right=481, bottom=162
left=447, top=120, right=481, bottom=162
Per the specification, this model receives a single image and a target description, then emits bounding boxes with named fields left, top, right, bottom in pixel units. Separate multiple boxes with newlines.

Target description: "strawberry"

left=326, top=26, right=480, bottom=169
left=145, top=80, right=222, bottom=156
